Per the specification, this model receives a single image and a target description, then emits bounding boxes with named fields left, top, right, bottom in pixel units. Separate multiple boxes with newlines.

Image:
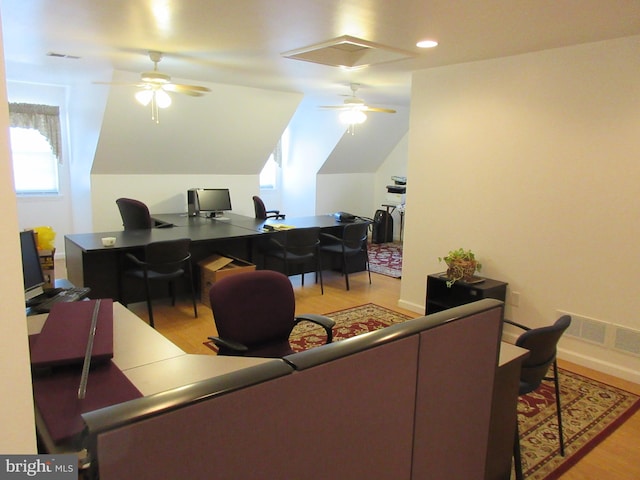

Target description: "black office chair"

left=208, top=270, right=334, bottom=357
left=320, top=221, right=371, bottom=291
left=253, top=195, right=285, bottom=220
left=505, top=315, right=572, bottom=480
left=262, top=226, right=324, bottom=294
left=123, top=238, right=198, bottom=328
left=116, top=197, right=153, bottom=230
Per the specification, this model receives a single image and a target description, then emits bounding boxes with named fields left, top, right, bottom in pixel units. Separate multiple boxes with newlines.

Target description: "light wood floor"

left=60, top=260, right=640, bottom=479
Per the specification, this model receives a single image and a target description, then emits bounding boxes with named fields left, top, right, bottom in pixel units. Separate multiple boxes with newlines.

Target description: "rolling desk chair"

left=253, top=195, right=285, bottom=220
left=116, top=197, right=153, bottom=230
left=208, top=270, right=334, bottom=357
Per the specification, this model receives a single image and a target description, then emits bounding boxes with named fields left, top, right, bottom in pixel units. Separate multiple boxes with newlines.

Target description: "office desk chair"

left=123, top=238, right=198, bottom=328
left=320, top=221, right=371, bottom=291
left=116, top=197, right=153, bottom=230
left=262, top=226, right=324, bottom=294
left=208, top=270, right=334, bottom=357
left=253, top=195, right=285, bottom=220
left=505, top=315, right=572, bottom=480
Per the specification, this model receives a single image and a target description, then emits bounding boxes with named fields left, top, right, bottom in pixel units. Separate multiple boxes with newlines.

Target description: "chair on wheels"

left=505, top=315, right=572, bottom=480
left=262, top=226, right=324, bottom=294
left=123, top=238, right=198, bottom=328
left=116, top=197, right=153, bottom=230
left=320, top=221, right=371, bottom=291
left=207, top=270, right=335, bottom=357
left=253, top=195, right=285, bottom=220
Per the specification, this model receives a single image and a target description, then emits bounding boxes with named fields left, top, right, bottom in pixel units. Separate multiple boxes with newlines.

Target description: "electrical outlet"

left=510, top=291, right=521, bottom=307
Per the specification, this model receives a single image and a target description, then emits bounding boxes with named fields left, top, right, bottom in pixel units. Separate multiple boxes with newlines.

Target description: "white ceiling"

left=2, top=0, right=640, bottom=108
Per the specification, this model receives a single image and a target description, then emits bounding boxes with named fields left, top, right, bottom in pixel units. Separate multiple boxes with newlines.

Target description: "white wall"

left=283, top=96, right=346, bottom=217
left=0, top=17, right=37, bottom=452
left=401, top=35, right=640, bottom=382
left=316, top=173, right=376, bottom=218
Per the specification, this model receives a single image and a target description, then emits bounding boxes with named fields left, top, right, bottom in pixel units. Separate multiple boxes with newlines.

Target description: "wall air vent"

left=560, top=310, right=640, bottom=357
left=613, top=326, right=640, bottom=357
left=47, top=52, right=81, bottom=60
left=564, top=313, right=607, bottom=345
left=281, top=35, right=416, bottom=69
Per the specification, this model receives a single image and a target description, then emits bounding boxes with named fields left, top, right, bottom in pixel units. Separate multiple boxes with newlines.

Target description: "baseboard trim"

left=397, top=299, right=424, bottom=315
left=502, top=331, right=640, bottom=385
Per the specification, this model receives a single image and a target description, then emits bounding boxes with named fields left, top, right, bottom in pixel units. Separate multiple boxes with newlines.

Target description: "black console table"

left=425, top=273, right=508, bottom=315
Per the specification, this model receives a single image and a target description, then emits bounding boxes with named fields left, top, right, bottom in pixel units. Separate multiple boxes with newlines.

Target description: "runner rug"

left=288, top=304, right=640, bottom=479
left=367, top=242, right=403, bottom=278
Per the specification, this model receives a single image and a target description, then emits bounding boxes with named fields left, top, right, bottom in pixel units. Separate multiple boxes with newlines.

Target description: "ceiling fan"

left=320, top=83, right=396, bottom=134
left=96, top=51, right=211, bottom=123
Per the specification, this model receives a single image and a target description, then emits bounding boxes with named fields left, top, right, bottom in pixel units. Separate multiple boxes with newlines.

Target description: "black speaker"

left=187, top=189, right=199, bottom=216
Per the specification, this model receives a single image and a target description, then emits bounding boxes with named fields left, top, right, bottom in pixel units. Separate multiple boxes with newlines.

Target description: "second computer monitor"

left=196, top=188, right=232, bottom=217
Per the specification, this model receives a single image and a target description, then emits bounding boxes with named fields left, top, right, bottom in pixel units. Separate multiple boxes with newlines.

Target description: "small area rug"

left=287, top=304, right=640, bottom=479
left=367, top=242, right=403, bottom=278
left=518, top=369, right=639, bottom=479
left=289, top=303, right=412, bottom=351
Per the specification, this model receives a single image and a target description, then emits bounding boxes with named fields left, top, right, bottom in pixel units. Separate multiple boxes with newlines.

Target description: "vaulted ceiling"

left=2, top=1, right=639, bottom=176
left=3, top=0, right=639, bottom=107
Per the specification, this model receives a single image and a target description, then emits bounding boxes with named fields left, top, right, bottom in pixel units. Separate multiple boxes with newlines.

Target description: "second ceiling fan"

left=320, top=83, right=396, bottom=134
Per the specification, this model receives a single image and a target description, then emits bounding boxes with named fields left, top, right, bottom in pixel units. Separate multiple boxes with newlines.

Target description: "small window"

left=10, top=127, right=59, bottom=195
left=259, top=153, right=279, bottom=190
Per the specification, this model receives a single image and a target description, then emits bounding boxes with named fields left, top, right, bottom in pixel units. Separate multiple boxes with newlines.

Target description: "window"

left=10, top=127, right=59, bottom=194
left=8, top=103, right=62, bottom=195
left=259, top=153, right=279, bottom=190
left=260, top=129, right=288, bottom=190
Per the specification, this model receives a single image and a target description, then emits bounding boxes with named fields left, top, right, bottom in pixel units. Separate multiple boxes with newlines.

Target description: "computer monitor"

left=20, top=230, right=46, bottom=302
left=196, top=188, right=232, bottom=218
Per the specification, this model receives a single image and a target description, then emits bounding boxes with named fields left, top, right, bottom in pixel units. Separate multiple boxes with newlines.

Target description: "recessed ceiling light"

left=416, top=40, right=438, bottom=49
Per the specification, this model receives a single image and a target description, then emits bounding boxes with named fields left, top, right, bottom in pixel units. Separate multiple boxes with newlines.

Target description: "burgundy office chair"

left=506, top=315, right=572, bottom=480
left=116, top=197, right=153, bottom=230
left=207, top=270, right=334, bottom=357
left=253, top=195, right=285, bottom=220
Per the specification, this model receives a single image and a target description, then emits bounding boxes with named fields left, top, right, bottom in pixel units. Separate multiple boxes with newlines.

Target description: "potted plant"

left=438, top=248, right=482, bottom=287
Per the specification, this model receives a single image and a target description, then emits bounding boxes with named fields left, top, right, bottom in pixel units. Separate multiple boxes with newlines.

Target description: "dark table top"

left=64, top=213, right=352, bottom=253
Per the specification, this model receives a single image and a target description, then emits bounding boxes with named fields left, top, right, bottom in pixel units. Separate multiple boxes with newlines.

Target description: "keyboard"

left=32, top=287, right=91, bottom=313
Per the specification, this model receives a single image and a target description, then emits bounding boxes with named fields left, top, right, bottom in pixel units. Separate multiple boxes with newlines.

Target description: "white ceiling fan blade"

left=93, top=81, right=147, bottom=87
left=163, top=83, right=211, bottom=95
left=363, top=106, right=396, bottom=114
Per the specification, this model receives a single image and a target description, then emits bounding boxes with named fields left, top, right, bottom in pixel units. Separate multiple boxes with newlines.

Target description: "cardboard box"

left=198, top=254, right=255, bottom=307
left=38, top=248, right=56, bottom=288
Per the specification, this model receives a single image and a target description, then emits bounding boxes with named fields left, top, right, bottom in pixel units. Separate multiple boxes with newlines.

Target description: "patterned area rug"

left=288, top=304, right=640, bottom=479
left=367, top=242, right=403, bottom=278
left=518, top=370, right=640, bottom=479
left=289, top=303, right=412, bottom=351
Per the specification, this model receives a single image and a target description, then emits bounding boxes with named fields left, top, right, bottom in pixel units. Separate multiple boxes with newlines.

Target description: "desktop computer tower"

left=187, top=189, right=200, bottom=216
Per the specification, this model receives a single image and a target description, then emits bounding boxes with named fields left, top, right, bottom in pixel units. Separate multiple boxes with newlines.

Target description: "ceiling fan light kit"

left=94, top=50, right=210, bottom=124
left=321, top=83, right=395, bottom=135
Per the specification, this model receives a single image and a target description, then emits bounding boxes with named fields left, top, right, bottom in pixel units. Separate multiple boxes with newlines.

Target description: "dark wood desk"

left=65, top=213, right=353, bottom=301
